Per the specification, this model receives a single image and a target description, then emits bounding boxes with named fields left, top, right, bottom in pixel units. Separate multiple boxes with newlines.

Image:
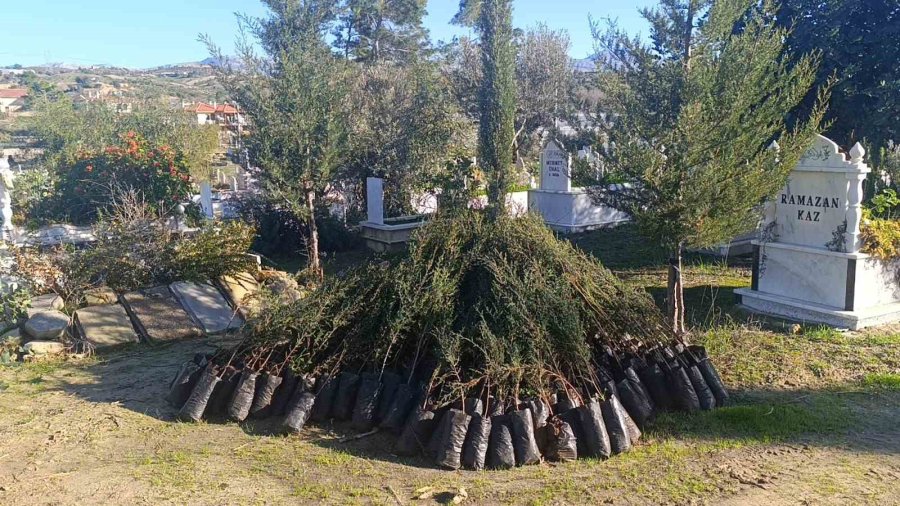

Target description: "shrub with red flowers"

left=56, top=132, right=193, bottom=224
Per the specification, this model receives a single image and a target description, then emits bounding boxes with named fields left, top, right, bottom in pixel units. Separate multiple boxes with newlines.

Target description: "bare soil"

left=0, top=334, right=897, bottom=506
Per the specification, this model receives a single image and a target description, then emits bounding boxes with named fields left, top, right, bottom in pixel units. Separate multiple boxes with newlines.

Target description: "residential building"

left=0, top=89, right=28, bottom=115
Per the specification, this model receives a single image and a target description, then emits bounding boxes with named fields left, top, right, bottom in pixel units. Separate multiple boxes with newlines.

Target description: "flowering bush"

left=56, top=132, right=193, bottom=224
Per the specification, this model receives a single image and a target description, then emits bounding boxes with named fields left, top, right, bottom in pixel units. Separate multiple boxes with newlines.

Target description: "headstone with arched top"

left=736, top=134, right=900, bottom=330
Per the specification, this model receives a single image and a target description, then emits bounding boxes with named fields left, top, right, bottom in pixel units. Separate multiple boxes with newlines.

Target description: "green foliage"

left=333, top=0, right=428, bottom=63
left=477, top=0, right=517, bottom=218
left=868, top=188, right=900, bottom=219
left=26, top=97, right=221, bottom=177
left=13, top=195, right=256, bottom=300
left=0, top=285, right=30, bottom=329
left=9, top=166, right=54, bottom=229
left=54, top=133, right=193, bottom=224
left=235, top=213, right=673, bottom=404
left=779, top=0, right=900, bottom=149
left=859, top=209, right=900, bottom=260
left=590, top=0, right=826, bottom=253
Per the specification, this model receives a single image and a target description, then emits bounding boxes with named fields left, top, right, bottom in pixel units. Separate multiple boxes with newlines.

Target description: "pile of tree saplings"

left=168, top=212, right=728, bottom=470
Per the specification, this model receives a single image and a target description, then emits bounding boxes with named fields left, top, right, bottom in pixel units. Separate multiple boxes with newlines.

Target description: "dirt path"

left=0, top=339, right=898, bottom=505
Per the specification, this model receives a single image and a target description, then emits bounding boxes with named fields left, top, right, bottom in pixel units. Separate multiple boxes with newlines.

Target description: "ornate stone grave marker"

left=735, top=134, right=900, bottom=329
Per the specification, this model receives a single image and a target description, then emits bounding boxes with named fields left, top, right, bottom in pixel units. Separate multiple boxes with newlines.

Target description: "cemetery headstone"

left=200, top=182, right=214, bottom=219
left=0, top=157, right=14, bottom=242
left=540, top=140, right=572, bottom=192
left=366, top=177, right=384, bottom=225
left=736, top=134, right=900, bottom=329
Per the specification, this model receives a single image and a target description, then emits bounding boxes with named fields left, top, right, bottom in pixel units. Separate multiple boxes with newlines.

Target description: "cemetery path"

left=0, top=338, right=898, bottom=505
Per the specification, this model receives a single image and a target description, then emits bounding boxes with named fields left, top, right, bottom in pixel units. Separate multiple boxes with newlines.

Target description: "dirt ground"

left=0, top=332, right=898, bottom=506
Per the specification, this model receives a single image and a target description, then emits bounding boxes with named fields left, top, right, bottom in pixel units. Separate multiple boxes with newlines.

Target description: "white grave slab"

left=529, top=140, right=630, bottom=233
left=170, top=281, right=243, bottom=334
left=735, top=135, right=900, bottom=329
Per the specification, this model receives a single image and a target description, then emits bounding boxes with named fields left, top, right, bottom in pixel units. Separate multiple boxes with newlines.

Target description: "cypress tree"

left=476, top=0, right=516, bottom=219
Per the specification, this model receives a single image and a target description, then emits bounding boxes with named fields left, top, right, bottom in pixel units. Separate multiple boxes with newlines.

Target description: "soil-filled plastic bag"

left=310, top=376, right=338, bottom=422
left=624, top=366, right=654, bottom=410
left=167, top=361, right=203, bottom=408
left=637, top=362, right=673, bottom=411
left=332, top=372, right=360, bottom=420
left=486, top=415, right=516, bottom=470
left=510, top=408, right=541, bottom=466
left=528, top=399, right=550, bottom=430
left=283, top=391, right=317, bottom=433
left=434, top=409, right=471, bottom=470
left=615, top=378, right=653, bottom=429
left=351, top=373, right=382, bottom=430
left=685, top=362, right=716, bottom=411
left=461, top=415, right=491, bottom=470
left=177, top=364, right=220, bottom=422
left=558, top=408, right=588, bottom=458
left=249, top=373, right=283, bottom=419
left=666, top=362, right=700, bottom=412
left=622, top=407, right=642, bottom=442
left=207, top=366, right=239, bottom=417
left=380, top=383, right=415, bottom=432
left=465, top=397, right=484, bottom=416
left=546, top=417, right=578, bottom=462
left=376, top=371, right=401, bottom=420
left=270, top=368, right=299, bottom=417
left=395, top=406, right=437, bottom=456
left=689, top=346, right=729, bottom=407
left=227, top=370, right=259, bottom=422
left=600, top=394, right=632, bottom=455
left=427, top=409, right=450, bottom=457
left=577, top=399, right=611, bottom=459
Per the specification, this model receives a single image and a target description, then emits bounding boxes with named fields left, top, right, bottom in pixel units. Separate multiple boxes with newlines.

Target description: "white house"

left=0, top=89, right=28, bottom=115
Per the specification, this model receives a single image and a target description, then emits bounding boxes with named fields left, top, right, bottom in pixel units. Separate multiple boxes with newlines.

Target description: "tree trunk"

left=667, top=246, right=686, bottom=336
left=305, top=188, right=322, bottom=280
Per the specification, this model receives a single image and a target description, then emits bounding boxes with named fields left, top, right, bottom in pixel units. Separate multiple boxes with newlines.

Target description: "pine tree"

left=590, top=0, right=828, bottom=334
left=333, top=0, right=429, bottom=64
left=476, top=0, right=516, bottom=219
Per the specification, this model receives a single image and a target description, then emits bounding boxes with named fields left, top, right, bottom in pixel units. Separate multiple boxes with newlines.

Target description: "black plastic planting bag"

left=558, top=408, right=588, bottom=458
left=167, top=361, right=202, bottom=408
left=510, top=408, right=541, bottom=466
left=227, top=370, right=258, bottom=422
left=486, top=415, right=516, bottom=469
left=600, top=394, right=632, bottom=455
left=577, top=399, right=611, bottom=459
left=699, top=358, right=729, bottom=407
left=465, top=397, right=484, bottom=416
left=435, top=409, right=471, bottom=470
left=395, top=406, right=437, bottom=456
left=376, top=371, right=401, bottom=421
left=624, top=366, right=654, bottom=411
left=667, top=363, right=700, bottom=412
left=487, top=398, right=505, bottom=417
left=615, top=378, right=653, bottom=429
left=270, top=368, right=299, bottom=417
left=427, top=409, right=450, bottom=457
left=250, top=373, right=283, bottom=419
left=380, top=384, right=415, bottom=432
left=332, top=372, right=360, bottom=420
left=461, top=415, right=491, bottom=470
left=686, top=363, right=716, bottom=411
left=310, top=376, right=338, bottom=422
left=177, top=364, right=220, bottom=422
left=547, top=417, right=578, bottom=462
left=283, top=391, right=317, bottom=433
left=638, top=362, right=673, bottom=411
left=351, top=373, right=382, bottom=430
left=528, top=399, right=550, bottom=430
left=207, top=366, right=239, bottom=416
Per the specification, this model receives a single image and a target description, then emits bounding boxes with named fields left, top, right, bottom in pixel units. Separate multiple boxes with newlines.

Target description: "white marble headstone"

left=366, top=177, right=384, bottom=225
left=199, top=181, right=214, bottom=219
left=765, top=135, right=870, bottom=253
left=540, top=140, right=572, bottom=192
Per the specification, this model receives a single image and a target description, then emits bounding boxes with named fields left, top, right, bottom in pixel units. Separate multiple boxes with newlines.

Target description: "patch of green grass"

left=862, top=373, right=900, bottom=391
left=650, top=398, right=852, bottom=444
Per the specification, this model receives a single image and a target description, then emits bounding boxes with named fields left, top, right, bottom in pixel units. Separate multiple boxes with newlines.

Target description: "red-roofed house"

left=186, top=102, right=217, bottom=124
left=0, top=89, right=28, bottom=115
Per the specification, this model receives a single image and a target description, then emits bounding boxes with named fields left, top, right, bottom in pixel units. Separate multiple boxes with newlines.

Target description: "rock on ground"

left=27, top=294, right=65, bottom=317
left=23, top=340, right=65, bottom=355
left=23, top=311, right=70, bottom=340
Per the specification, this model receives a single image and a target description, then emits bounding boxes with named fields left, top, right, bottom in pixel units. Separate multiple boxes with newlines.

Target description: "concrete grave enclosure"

left=736, top=134, right=900, bottom=330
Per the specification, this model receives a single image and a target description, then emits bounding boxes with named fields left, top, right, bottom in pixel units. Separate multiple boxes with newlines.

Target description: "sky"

left=0, top=0, right=656, bottom=69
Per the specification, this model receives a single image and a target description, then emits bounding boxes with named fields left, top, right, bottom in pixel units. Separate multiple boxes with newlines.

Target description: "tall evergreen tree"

left=779, top=0, right=900, bottom=152
left=590, top=0, right=827, bottom=333
left=476, top=0, right=516, bottom=218
left=204, top=0, right=350, bottom=279
left=333, top=0, right=429, bottom=63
